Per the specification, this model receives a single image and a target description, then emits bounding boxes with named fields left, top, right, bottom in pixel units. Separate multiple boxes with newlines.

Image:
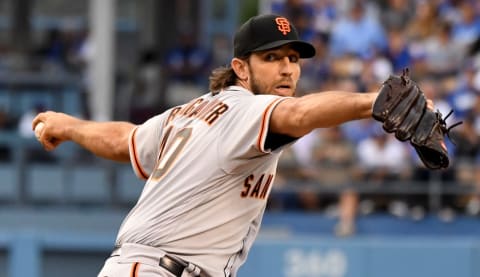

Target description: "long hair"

left=208, top=65, right=238, bottom=95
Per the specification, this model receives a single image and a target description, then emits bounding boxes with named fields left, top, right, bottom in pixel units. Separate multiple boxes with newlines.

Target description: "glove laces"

left=438, top=109, right=463, bottom=145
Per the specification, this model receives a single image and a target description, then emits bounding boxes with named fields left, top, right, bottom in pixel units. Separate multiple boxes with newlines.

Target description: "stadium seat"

left=68, top=166, right=111, bottom=204
left=25, top=164, right=66, bottom=203
left=0, top=164, right=19, bottom=202
left=115, top=164, right=144, bottom=205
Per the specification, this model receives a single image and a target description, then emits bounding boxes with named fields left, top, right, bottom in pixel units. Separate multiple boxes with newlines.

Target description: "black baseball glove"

left=372, top=68, right=462, bottom=169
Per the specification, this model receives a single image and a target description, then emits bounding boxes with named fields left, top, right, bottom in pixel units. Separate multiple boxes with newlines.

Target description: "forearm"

left=299, top=91, right=377, bottom=127
left=67, top=120, right=135, bottom=162
left=33, top=111, right=135, bottom=162
left=271, top=91, right=378, bottom=137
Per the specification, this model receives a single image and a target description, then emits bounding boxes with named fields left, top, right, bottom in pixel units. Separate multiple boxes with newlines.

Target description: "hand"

left=31, top=111, right=76, bottom=151
left=426, top=99, right=434, bottom=111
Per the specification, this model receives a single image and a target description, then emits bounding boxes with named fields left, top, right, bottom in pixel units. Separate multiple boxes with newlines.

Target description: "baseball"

left=34, top=122, right=45, bottom=140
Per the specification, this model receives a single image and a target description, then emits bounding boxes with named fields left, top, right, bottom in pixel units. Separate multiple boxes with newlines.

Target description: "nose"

left=279, top=57, right=293, bottom=76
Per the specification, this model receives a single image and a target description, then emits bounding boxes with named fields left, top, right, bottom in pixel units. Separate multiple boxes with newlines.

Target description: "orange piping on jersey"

left=130, top=127, right=149, bottom=180
left=256, top=98, right=284, bottom=153
left=130, top=262, right=140, bottom=277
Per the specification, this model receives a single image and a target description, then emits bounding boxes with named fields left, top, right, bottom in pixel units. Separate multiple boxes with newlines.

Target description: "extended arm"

left=270, top=91, right=378, bottom=137
left=32, top=111, right=135, bottom=162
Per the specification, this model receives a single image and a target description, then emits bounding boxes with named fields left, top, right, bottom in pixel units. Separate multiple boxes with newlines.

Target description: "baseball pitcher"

left=32, top=14, right=455, bottom=277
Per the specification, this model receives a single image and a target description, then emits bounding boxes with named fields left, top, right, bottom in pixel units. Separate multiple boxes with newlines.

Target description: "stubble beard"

left=248, top=67, right=265, bottom=94
left=248, top=66, right=267, bottom=95
left=247, top=62, right=296, bottom=96
left=250, top=78, right=263, bottom=95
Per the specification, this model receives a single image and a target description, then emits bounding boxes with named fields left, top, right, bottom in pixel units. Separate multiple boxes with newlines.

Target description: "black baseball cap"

left=234, top=14, right=316, bottom=59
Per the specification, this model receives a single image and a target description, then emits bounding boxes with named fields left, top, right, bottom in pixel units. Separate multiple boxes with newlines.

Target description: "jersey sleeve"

left=218, top=94, right=288, bottom=173
left=128, top=112, right=170, bottom=180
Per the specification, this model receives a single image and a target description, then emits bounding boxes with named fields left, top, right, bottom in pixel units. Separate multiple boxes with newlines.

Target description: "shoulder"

left=219, top=86, right=282, bottom=102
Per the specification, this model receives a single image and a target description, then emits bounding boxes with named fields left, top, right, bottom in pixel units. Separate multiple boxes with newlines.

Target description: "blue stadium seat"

left=25, top=164, right=66, bottom=203
left=115, top=164, right=144, bottom=204
left=0, top=90, right=11, bottom=113
left=68, top=166, right=111, bottom=204
left=0, top=164, right=19, bottom=202
left=18, top=91, right=56, bottom=114
left=63, top=88, right=83, bottom=116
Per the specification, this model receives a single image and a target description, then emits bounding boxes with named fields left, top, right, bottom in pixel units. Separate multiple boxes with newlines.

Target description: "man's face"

left=247, top=45, right=301, bottom=97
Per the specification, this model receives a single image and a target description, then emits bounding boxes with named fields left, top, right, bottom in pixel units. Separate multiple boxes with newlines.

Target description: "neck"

left=235, top=80, right=251, bottom=92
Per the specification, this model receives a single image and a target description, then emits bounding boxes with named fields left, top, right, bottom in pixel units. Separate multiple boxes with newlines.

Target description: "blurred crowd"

left=0, top=0, right=480, bottom=236
left=268, top=0, right=480, bottom=236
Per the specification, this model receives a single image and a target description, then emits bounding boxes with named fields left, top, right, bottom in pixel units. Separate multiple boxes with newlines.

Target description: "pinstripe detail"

left=256, top=98, right=285, bottom=152
left=130, top=262, right=140, bottom=277
left=129, top=126, right=149, bottom=179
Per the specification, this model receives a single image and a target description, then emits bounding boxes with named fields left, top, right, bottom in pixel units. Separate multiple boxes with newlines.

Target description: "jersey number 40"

left=150, top=126, right=192, bottom=181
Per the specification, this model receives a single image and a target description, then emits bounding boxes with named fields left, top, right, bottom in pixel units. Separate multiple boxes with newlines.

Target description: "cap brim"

left=252, top=40, right=316, bottom=58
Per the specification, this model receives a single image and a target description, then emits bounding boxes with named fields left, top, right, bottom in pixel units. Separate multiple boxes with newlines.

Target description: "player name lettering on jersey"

left=167, top=98, right=229, bottom=126
left=240, top=174, right=274, bottom=200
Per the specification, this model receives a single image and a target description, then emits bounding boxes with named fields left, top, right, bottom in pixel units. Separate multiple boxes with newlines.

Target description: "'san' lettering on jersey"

left=240, top=174, right=274, bottom=200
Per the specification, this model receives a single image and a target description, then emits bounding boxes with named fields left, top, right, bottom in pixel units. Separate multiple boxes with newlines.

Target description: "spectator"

left=359, top=53, right=393, bottom=91
left=34, top=27, right=68, bottom=70
left=127, top=49, right=164, bottom=124
left=418, top=77, right=456, bottom=126
left=297, top=34, right=331, bottom=92
left=451, top=0, right=480, bottom=49
left=272, top=129, right=325, bottom=211
left=356, top=127, right=411, bottom=179
left=409, top=77, right=457, bottom=218
left=405, top=0, right=439, bottom=42
left=0, top=107, right=15, bottom=162
left=340, top=81, right=379, bottom=146
left=447, top=64, right=480, bottom=119
left=329, top=0, right=387, bottom=59
left=386, top=28, right=414, bottom=73
left=18, top=103, right=56, bottom=163
left=437, top=0, right=464, bottom=24
left=309, top=127, right=359, bottom=237
left=405, top=1, right=441, bottom=77
left=164, top=32, right=211, bottom=107
left=311, top=0, right=338, bottom=38
left=164, top=32, right=211, bottom=86
left=450, top=111, right=480, bottom=215
left=380, top=0, right=414, bottom=32
left=356, top=124, right=413, bottom=215
left=422, top=21, right=465, bottom=78
left=452, top=111, right=480, bottom=168
left=342, top=119, right=378, bottom=146
left=271, top=0, right=316, bottom=42
left=210, top=34, right=232, bottom=68
left=34, top=27, right=87, bottom=73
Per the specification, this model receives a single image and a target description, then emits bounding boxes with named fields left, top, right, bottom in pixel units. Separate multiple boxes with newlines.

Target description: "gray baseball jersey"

left=116, top=86, right=292, bottom=276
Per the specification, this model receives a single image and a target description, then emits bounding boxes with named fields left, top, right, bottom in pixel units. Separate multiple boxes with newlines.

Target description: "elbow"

left=112, top=145, right=131, bottom=162
left=110, top=130, right=133, bottom=162
left=284, top=103, right=313, bottom=137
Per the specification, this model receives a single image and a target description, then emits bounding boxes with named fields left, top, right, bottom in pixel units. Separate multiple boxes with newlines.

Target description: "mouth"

left=274, top=84, right=294, bottom=95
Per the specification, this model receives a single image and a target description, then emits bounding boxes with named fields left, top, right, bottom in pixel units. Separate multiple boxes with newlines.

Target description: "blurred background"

left=0, top=0, right=479, bottom=276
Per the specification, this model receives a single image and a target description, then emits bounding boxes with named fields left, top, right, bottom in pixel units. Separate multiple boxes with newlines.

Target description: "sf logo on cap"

left=275, top=17, right=291, bottom=35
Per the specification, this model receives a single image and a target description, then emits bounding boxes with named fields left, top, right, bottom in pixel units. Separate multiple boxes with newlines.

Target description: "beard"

left=248, top=66, right=264, bottom=95
left=246, top=60, right=297, bottom=96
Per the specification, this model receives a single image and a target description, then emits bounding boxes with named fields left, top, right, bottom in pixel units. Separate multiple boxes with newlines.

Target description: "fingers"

left=31, top=111, right=62, bottom=151
left=42, top=137, right=60, bottom=151
left=32, top=113, right=44, bottom=131
left=426, top=99, right=434, bottom=111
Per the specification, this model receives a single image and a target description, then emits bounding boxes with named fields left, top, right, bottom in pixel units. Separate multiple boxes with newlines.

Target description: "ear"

left=231, top=58, right=249, bottom=81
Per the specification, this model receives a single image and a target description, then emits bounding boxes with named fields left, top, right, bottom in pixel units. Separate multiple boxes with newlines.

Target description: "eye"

left=289, top=55, right=299, bottom=63
left=265, top=53, right=276, bottom=61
